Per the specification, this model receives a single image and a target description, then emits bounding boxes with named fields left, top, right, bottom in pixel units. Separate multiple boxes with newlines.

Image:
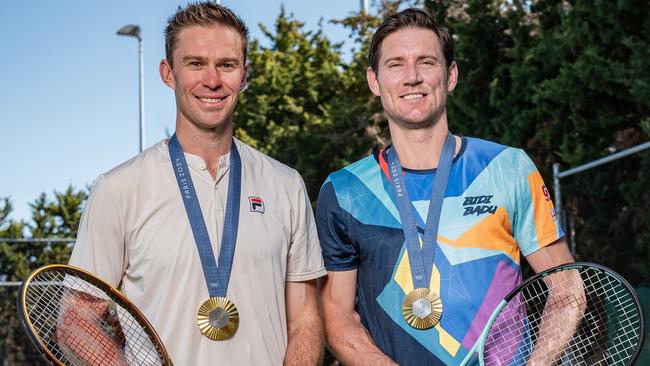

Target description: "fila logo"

left=249, top=196, right=265, bottom=213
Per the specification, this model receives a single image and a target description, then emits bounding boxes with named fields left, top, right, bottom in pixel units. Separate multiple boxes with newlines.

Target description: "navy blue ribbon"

left=168, top=134, right=241, bottom=298
left=387, top=132, right=455, bottom=290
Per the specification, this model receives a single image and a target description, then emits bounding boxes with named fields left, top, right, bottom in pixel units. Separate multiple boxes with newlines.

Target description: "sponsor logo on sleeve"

left=542, top=184, right=551, bottom=201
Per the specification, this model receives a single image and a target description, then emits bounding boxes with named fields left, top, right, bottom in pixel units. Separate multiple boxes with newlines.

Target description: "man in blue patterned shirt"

left=316, top=8, right=573, bottom=366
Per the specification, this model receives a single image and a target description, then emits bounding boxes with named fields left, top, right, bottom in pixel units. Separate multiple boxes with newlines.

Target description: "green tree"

left=440, top=0, right=513, bottom=141
left=0, top=187, right=86, bottom=365
left=235, top=7, right=382, bottom=200
left=526, top=0, right=650, bottom=283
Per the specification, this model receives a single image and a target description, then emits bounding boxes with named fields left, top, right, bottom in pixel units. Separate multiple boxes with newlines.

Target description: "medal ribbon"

left=168, top=134, right=241, bottom=298
left=387, top=132, right=455, bottom=290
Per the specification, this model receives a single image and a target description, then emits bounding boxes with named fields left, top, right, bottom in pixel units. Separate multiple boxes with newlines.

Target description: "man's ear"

left=367, top=66, right=381, bottom=97
left=446, top=61, right=458, bottom=93
left=160, top=59, right=176, bottom=89
left=240, top=64, right=249, bottom=92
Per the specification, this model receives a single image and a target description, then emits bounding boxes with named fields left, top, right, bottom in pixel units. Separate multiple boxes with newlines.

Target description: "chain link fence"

left=0, top=238, right=74, bottom=366
left=0, top=283, right=48, bottom=366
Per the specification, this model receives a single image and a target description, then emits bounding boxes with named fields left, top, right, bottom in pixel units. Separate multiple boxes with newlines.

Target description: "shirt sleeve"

left=285, top=172, right=327, bottom=282
left=69, top=174, right=128, bottom=287
left=512, top=150, right=565, bottom=257
left=316, top=179, right=359, bottom=271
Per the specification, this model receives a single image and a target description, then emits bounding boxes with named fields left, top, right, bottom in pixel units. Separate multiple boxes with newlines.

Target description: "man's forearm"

left=284, top=309, right=324, bottom=366
left=528, top=269, right=586, bottom=365
left=324, top=306, right=397, bottom=366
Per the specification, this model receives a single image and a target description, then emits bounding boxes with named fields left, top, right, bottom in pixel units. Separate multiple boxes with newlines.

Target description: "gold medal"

left=197, top=297, right=239, bottom=340
left=402, top=288, right=442, bottom=329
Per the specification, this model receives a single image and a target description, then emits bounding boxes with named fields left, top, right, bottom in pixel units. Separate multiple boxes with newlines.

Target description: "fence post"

left=552, top=163, right=563, bottom=229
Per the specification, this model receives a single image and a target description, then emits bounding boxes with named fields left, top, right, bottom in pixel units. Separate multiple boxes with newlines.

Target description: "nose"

left=403, top=62, right=422, bottom=86
left=203, top=67, right=222, bottom=90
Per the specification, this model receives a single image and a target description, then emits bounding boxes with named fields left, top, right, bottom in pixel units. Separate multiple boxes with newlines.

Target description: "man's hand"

left=320, top=270, right=398, bottom=366
left=57, top=291, right=129, bottom=365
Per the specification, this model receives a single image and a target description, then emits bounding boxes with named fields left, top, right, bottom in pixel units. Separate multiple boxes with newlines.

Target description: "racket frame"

left=17, top=263, right=172, bottom=366
left=459, top=261, right=645, bottom=366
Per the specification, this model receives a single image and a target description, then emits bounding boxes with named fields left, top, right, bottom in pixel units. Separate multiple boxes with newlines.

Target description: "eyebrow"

left=382, top=55, right=440, bottom=64
left=181, top=56, right=206, bottom=63
left=216, top=57, right=241, bottom=65
left=181, top=56, right=241, bottom=65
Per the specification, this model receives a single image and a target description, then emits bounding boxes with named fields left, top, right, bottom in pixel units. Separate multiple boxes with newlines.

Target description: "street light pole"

left=117, top=24, right=146, bottom=153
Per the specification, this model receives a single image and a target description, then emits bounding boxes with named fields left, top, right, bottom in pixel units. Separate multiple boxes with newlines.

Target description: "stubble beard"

left=387, top=98, right=447, bottom=131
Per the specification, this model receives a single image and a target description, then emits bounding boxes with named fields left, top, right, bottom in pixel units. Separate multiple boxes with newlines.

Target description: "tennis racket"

left=460, top=262, right=645, bottom=366
left=17, top=264, right=173, bottom=366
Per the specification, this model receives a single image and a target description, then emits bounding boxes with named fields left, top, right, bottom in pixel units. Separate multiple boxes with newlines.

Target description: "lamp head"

left=117, top=24, right=141, bottom=40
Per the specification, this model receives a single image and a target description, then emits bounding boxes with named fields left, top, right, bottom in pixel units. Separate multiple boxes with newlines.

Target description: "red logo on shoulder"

left=542, top=184, right=551, bottom=201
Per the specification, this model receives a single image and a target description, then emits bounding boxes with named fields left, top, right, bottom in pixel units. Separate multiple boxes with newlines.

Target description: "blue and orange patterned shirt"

left=316, top=137, right=564, bottom=365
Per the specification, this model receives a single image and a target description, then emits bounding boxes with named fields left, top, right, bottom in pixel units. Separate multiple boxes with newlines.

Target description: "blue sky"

left=1, top=1, right=364, bottom=223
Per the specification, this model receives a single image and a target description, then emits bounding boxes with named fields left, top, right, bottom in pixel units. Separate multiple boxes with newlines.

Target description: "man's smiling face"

left=160, top=24, right=247, bottom=132
left=367, top=26, right=457, bottom=130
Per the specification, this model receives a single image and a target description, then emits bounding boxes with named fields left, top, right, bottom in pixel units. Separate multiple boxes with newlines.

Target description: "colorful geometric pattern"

left=316, top=137, right=564, bottom=365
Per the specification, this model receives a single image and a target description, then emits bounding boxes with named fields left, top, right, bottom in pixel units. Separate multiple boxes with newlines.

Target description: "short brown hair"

left=369, top=8, right=454, bottom=74
left=164, top=2, right=249, bottom=67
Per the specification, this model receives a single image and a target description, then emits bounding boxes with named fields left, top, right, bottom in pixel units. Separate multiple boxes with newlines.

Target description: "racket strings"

left=23, top=270, right=165, bottom=366
left=482, top=267, right=642, bottom=366
left=26, top=272, right=128, bottom=365
left=579, top=272, right=641, bottom=364
left=25, top=278, right=69, bottom=362
left=533, top=270, right=636, bottom=365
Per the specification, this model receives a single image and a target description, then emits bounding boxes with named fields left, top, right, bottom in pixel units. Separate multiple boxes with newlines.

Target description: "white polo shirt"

left=69, top=138, right=326, bottom=365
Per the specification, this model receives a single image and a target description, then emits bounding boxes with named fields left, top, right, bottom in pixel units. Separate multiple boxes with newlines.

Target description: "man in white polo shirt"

left=68, top=2, right=326, bottom=365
